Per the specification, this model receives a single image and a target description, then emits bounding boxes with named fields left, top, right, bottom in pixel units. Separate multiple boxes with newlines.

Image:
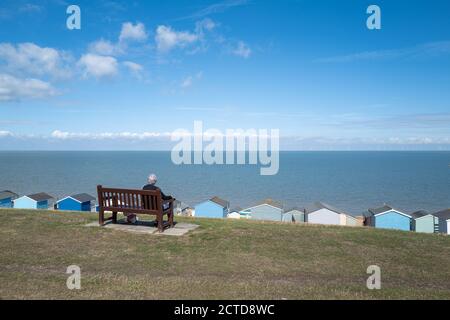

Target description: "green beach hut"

left=412, top=210, right=439, bottom=233
left=240, top=199, right=284, bottom=222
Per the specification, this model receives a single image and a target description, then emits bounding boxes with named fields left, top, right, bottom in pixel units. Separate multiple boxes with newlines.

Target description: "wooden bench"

left=96, top=185, right=175, bottom=232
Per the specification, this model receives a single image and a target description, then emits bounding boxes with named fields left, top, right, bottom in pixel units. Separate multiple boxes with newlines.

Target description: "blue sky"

left=1, top=0, right=450, bottom=150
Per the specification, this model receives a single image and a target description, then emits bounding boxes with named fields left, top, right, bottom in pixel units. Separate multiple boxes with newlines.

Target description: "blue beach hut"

left=13, top=193, right=54, bottom=210
left=364, top=205, right=412, bottom=231
left=57, top=193, right=96, bottom=212
left=194, top=197, right=230, bottom=219
left=0, top=190, right=18, bottom=208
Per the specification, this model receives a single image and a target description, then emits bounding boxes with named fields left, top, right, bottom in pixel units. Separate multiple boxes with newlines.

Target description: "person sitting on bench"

left=142, top=173, right=173, bottom=223
left=143, top=173, right=173, bottom=205
left=124, top=173, right=174, bottom=224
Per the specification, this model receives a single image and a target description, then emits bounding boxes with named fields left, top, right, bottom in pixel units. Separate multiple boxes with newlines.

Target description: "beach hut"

left=284, top=207, right=305, bottom=223
left=173, top=200, right=182, bottom=215
left=0, top=190, right=18, bottom=208
left=364, top=205, right=412, bottom=231
left=227, top=207, right=242, bottom=219
left=354, top=216, right=365, bottom=227
left=305, top=202, right=358, bottom=226
left=411, top=210, right=439, bottom=233
left=174, top=200, right=193, bottom=216
left=182, top=205, right=194, bottom=217
left=434, top=209, right=450, bottom=235
left=56, top=193, right=96, bottom=212
left=194, top=196, right=229, bottom=219
left=13, top=193, right=54, bottom=210
left=281, top=210, right=294, bottom=223
left=240, top=199, right=284, bottom=222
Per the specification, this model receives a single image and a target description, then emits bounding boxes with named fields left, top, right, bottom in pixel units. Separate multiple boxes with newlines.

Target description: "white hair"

left=147, top=174, right=157, bottom=185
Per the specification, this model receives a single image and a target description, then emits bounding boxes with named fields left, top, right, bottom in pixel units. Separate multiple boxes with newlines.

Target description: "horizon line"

left=1, top=150, right=450, bottom=152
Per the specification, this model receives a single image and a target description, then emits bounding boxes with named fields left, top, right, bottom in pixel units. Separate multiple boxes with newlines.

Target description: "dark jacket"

left=142, top=184, right=172, bottom=201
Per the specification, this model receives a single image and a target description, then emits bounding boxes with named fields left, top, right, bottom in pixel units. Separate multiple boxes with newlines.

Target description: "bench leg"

left=157, top=214, right=164, bottom=233
left=99, top=209, right=104, bottom=226
left=112, top=211, right=117, bottom=224
left=169, top=210, right=174, bottom=228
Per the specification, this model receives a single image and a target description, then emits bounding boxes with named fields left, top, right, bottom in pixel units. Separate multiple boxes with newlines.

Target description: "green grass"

left=1, top=209, right=449, bottom=299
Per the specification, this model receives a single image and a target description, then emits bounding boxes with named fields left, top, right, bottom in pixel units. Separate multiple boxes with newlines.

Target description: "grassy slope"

left=0, top=209, right=449, bottom=300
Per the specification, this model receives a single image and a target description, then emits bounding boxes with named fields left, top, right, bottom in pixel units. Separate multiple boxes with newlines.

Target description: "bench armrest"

left=162, top=198, right=175, bottom=213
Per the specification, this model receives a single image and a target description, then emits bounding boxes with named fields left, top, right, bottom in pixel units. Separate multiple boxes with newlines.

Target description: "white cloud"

left=0, top=42, right=72, bottom=78
left=78, top=54, right=118, bottom=79
left=315, top=40, right=450, bottom=63
left=88, top=22, right=148, bottom=57
left=232, top=41, right=251, bottom=58
left=123, top=61, right=144, bottom=78
left=154, top=19, right=220, bottom=55
left=45, top=130, right=450, bottom=147
left=123, top=61, right=143, bottom=72
left=181, top=72, right=203, bottom=89
left=0, top=73, right=57, bottom=101
left=51, top=130, right=167, bottom=140
left=195, top=18, right=217, bottom=34
left=0, top=130, right=13, bottom=137
left=88, top=39, right=123, bottom=56
left=3, top=130, right=450, bottom=151
left=155, top=25, right=199, bottom=53
left=119, top=22, right=148, bottom=42
left=181, top=76, right=193, bottom=89
left=180, top=0, right=248, bottom=20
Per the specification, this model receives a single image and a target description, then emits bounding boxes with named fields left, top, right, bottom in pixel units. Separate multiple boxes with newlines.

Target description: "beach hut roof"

left=0, top=190, right=18, bottom=200
left=368, top=204, right=394, bottom=215
left=230, top=206, right=242, bottom=213
left=410, top=210, right=428, bottom=219
left=210, top=196, right=229, bottom=208
left=434, top=209, right=450, bottom=221
left=56, top=193, right=95, bottom=204
left=284, top=207, right=303, bottom=213
left=305, top=201, right=349, bottom=216
left=242, top=199, right=284, bottom=211
left=71, top=193, right=96, bottom=203
left=367, top=204, right=411, bottom=218
left=256, top=198, right=283, bottom=209
left=28, top=192, right=53, bottom=202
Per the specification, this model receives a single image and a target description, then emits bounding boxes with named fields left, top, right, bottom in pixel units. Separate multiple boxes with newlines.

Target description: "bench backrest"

left=97, top=185, right=163, bottom=215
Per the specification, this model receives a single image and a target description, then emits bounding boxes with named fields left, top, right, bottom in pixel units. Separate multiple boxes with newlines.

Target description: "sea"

left=0, top=151, right=449, bottom=215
